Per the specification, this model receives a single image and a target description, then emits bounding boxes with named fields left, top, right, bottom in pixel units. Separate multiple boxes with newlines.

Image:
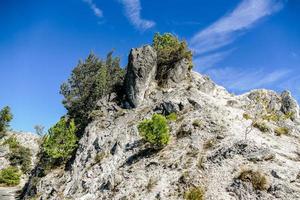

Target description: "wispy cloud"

left=194, top=49, right=234, bottom=71
left=120, top=0, right=155, bottom=31
left=207, top=67, right=290, bottom=92
left=83, top=0, right=103, bottom=18
left=190, top=0, right=284, bottom=55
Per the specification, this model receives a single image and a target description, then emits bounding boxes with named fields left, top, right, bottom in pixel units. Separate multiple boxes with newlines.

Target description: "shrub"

left=153, top=33, right=193, bottom=71
left=60, top=52, right=125, bottom=131
left=42, top=118, right=78, bottom=162
left=0, top=106, right=13, bottom=136
left=8, top=146, right=32, bottom=174
left=0, top=166, right=21, bottom=186
left=138, top=114, right=170, bottom=148
left=4, top=136, right=32, bottom=174
left=166, top=113, right=177, bottom=121
left=238, top=169, right=270, bottom=191
left=184, top=187, right=205, bottom=200
left=274, top=127, right=289, bottom=136
left=253, top=121, right=270, bottom=133
left=4, top=136, right=20, bottom=149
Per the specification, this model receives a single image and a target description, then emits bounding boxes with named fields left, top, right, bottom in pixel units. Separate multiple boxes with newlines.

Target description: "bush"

left=153, top=33, right=193, bottom=68
left=253, top=121, right=270, bottom=133
left=4, top=136, right=20, bottom=149
left=184, top=187, right=205, bottom=200
left=42, top=118, right=78, bottom=162
left=60, top=52, right=125, bottom=131
left=0, top=106, right=13, bottom=136
left=4, top=136, right=32, bottom=174
left=8, top=146, right=32, bottom=174
left=274, top=127, right=289, bottom=136
left=138, top=114, right=170, bottom=148
left=0, top=166, right=21, bottom=186
left=166, top=113, right=177, bottom=121
left=238, top=169, right=270, bottom=190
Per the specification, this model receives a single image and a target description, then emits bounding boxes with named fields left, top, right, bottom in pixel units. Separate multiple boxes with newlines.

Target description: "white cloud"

left=194, top=49, right=234, bottom=71
left=120, top=0, right=155, bottom=31
left=83, top=0, right=103, bottom=18
left=207, top=67, right=290, bottom=92
left=190, top=0, right=284, bottom=55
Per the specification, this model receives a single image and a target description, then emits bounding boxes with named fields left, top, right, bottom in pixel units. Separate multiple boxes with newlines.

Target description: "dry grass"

left=238, top=169, right=270, bottom=191
left=253, top=121, right=270, bottom=133
left=274, top=127, right=289, bottom=136
left=184, top=186, right=205, bottom=200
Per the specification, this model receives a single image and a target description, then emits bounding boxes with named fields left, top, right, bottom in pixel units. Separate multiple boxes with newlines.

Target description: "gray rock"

left=163, top=58, right=190, bottom=85
left=281, top=90, right=299, bottom=120
left=124, top=45, right=157, bottom=108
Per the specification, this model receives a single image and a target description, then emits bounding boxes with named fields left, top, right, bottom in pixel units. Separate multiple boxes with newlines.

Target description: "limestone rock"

left=281, top=90, right=299, bottom=120
left=124, top=45, right=157, bottom=108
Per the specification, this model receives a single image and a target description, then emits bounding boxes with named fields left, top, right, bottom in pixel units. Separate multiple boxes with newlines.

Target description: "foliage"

left=253, top=121, right=270, bottom=133
left=0, top=106, right=13, bottom=136
left=4, top=136, right=32, bottom=173
left=42, top=118, right=78, bottom=162
left=153, top=33, right=193, bottom=70
left=238, top=169, right=270, bottom=190
left=0, top=166, right=21, bottom=186
left=34, top=125, right=45, bottom=136
left=184, top=187, right=205, bottom=200
left=274, top=127, right=289, bottom=136
left=166, top=113, right=177, bottom=121
left=138, top=114, right=170, bottom=148
left=4, top=136, right=19, bottom=149
left=60, top=52, right=125, bottom=130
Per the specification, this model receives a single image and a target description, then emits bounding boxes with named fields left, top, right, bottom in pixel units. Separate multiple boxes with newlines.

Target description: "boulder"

left=281, top=90, right=299, bottom=120
left=124, top=45, right=157, bottom=108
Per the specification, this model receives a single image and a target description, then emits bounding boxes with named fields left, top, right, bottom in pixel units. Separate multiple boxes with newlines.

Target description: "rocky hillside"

left=0, top=131, right=40, bottom=199
left=22, top=45, right=300, bottom=200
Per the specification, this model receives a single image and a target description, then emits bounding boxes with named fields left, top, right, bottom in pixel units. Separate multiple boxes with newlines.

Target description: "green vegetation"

left=166, top=113, right=177, bottom=121
left=253, top=121, right=270, bottom=133
left=4, top=136, right=32, bottom=174
left=138, top=114, right=170, bottom=148
left=0, top=106, right=13, bottom=138
left=153, top=33, right=193, bottom=83
left=274, top=126, right=289, bottom=136
left=42, top=118, right=78, bottom=162
left=60, top=52, right=125, bottom=131
left=0, top=166, right=21, bottom=186
left=238, top=169, right=270, bottom=191
left=184, top=187, right=205, bottom=200
left=3, top=136, right=19, bottom=149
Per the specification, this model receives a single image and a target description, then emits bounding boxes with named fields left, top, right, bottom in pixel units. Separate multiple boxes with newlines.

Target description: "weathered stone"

left=124, top=45, right=157, bottom=108
left=281, top=90, right=299, bottom=120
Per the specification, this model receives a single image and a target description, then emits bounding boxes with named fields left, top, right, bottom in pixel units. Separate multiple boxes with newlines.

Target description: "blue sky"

left=0, top=0, right=299, bottom=132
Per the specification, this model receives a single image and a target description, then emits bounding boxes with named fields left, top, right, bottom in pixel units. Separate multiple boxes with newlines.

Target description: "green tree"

left=153, top=33, right=193, bottom=69
left=60, top=52, right=125, bottom=130
left=138, top=114, right=170, bottom=148
left=0, top=166, right=21, bottom=186
left=0, top=106, right=13, bottom=136
left=42, top=118, right=77, bottom=162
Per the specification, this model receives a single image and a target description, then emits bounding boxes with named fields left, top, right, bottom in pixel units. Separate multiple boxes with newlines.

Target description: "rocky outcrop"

left=21, top=45, right=300, bottom=200
left=124, top=46, right=191, bottom=108
left=281, top=90, right=299, bottom=120
left=124, top=45, right=157, bottom=108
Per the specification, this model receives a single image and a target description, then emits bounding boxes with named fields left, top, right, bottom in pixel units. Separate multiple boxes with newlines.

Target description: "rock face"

left=21, top=45, right=300, bottom=200
left=281, top=90, right=299, bottom=120
left=124, top=45, right=157, bottom=108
